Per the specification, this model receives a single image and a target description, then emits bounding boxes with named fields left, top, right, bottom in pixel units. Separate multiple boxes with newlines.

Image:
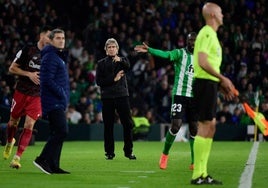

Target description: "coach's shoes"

left=10, top=155, right=21, bottom=169
left=3, top=138, right=16, bottom=159
left=53, top=168, right=70, bottom=174
left=190, top=176, right=204, bottom=185
left=125, top=153, right=136, bottom=160
left=105, top=153, right=115, bottom=160
left=159, top=153, right=168, bottom=169
left=203, top=175, right=223, bottom=185
left=33, top=156, right=53, bottom=175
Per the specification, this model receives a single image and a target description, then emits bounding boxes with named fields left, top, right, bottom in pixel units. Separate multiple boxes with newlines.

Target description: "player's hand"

left=28, top=71, right=40, bottom=85
left=134, top=42, right=149, bottom=53
left=114, top=70, right=124, bottom=82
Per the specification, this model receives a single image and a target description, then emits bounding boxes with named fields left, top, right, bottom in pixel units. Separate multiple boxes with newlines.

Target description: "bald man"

left=190, top=2, right=235, bottom=185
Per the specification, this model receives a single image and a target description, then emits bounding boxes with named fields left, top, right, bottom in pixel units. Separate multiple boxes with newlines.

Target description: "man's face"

left=187, top=35, right=196, bottom=53
left=51, top=33, right=65, bottom=49
left=106, top=43, right=118, bottom=57
left=43, top=31, right=51, bottom=45
left=214, top=6, right=223, bottom=26
left=39, top=31, right=51, bottom=49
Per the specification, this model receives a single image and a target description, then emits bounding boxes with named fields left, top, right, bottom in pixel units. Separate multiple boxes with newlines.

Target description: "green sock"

left=201, top=138, right=213, bottom=178
left=162, top=129, right=176, bottom=155
left=189, top=136, right=195, bottom=164
left=192, top=135, right=206, bottom=179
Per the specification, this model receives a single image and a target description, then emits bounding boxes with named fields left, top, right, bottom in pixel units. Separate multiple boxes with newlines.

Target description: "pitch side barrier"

left=0, top=106, right=247, bottom=143
left=33, top=121, right=247, bottom=142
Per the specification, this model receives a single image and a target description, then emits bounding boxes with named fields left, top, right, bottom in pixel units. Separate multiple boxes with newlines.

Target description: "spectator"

left=228, top=96, right=244, bottom=114
left=0, top=85, right=12, bottom=108
left=231, top=107, right=243, bottom=125
left=78, top=49, right=89, bottom=65
left=93, top=112, right=103, bottom=124
left=75, top=95, right=90, bottom=117
left=132, top=114, right=151, bottom=141
left=70, top=39, right=84, bottom=60
left=69, top=80, right=81, bottom=106
left=131, top=54, right=148, bottom=86
left=260, top=99, right=268, bottom=140
left=145, top=108, right=156, bottom=124
left=154, top=79, right=171, bottom=122
left=216, top=103, right=233, bottom=124
left=67, top=105, right=82, bottom=124
left=80, top=112, right=92, bottom=124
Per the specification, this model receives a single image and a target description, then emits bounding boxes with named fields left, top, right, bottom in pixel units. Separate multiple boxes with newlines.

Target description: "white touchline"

left=120, top=171, right=155, bottom=174
left=238, top=142, right=259, bottom=188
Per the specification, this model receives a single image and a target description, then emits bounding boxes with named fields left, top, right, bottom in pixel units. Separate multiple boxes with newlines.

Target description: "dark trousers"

left=39, top=109, right=68, bottom=170
left=102, top=97, right=134, bottom=156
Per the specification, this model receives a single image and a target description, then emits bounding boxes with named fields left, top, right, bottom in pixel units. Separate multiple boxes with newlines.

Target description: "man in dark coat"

left=96, top=38, right=136, bottom=160
left=33, top=28, right=70, bottom=174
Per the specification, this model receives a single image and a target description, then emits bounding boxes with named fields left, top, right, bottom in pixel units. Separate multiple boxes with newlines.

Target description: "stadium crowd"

left=0, top=0, right=268, bottom=126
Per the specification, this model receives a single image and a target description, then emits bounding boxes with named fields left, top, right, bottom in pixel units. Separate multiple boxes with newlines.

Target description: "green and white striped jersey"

left=148, top=47, right=194, bottom=97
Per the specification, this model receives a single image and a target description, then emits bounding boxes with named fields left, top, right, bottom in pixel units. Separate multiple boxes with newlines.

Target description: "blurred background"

left=0, top=0, right=268, bottom=142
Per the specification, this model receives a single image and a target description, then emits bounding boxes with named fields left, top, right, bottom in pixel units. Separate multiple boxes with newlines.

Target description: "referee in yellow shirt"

left=191, top=2, right=236, bottom=185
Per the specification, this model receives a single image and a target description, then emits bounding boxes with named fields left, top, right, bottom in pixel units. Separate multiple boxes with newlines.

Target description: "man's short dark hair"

left=48, top=28, right=65, bottom=40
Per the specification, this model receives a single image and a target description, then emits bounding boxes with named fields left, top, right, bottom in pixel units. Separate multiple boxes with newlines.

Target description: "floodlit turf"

left=0, top=141, right=267, bottom=188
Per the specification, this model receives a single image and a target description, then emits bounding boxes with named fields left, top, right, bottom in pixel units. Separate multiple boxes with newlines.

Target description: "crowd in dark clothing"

left=1, top=0, right=268, bottom=125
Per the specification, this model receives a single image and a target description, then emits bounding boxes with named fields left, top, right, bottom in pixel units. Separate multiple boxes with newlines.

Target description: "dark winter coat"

left=40, top=45, right=70, bottom=117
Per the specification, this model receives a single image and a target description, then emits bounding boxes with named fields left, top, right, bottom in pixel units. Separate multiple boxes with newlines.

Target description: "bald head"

left=202, top=3, right=219, bottom=19
left=202, top=2, right=223, bottom=30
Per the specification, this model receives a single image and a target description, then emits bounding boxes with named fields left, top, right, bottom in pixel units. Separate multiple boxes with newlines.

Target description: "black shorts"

left=171, top=95, right=197, bottom=122
left=193, top=78, right=218, bottom=121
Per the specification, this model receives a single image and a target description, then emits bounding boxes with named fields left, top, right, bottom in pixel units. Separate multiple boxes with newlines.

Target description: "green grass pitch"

left=0, top=141, right=267, bottom=188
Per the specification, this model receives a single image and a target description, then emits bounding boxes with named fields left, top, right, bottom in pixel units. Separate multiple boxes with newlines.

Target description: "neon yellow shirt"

left=193, top=25, right=222, bottom=82
left=132, top=117, right=150, bottom=127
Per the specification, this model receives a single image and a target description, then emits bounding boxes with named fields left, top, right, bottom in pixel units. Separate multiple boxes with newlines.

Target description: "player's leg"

left=159, top=95, right=185, bottom=169
left=188, top=121, right=197, bottom=170
left=3, top=93, right=24, bottom=159
left=197, top=82, right=220, bottom=184
left=193, top=120, right=222, bottom=185
left=3, top=116, right=19, bottom=159
left=200, top=119, right=216, bottom=179
left=10, top=116, right=36, bottom=169
left=159, top=118, right=182, bottom=169
left=16, top=116, right=36, bottom=155
left=191, top=78, right=208, bottom=183
left=10, top=95, right=41, bottom=169
left=191, top=79, right=222, bottom=184
left=163, top=119, right=182, bottom=155
left=187, top=98, right=198, bottom=170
